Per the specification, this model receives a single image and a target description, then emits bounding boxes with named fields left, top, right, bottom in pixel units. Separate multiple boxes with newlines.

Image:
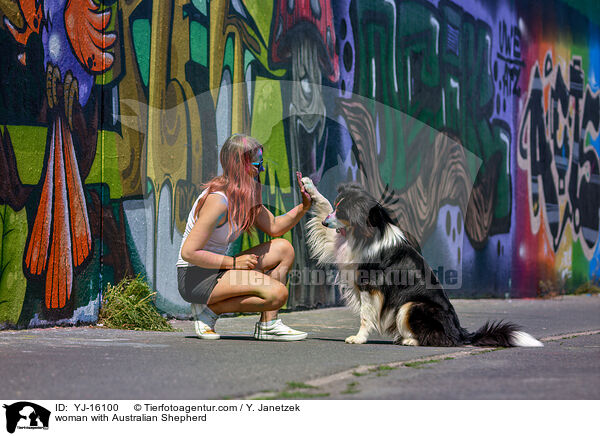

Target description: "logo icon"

left=3, top=402, right=51, bottom=433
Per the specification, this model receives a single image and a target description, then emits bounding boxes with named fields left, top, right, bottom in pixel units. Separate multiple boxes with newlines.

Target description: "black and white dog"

left=301, top=178, right=543, bottom=347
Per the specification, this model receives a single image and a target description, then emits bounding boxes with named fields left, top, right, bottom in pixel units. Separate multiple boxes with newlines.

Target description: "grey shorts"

left=177, top=266, right=228, bottom=304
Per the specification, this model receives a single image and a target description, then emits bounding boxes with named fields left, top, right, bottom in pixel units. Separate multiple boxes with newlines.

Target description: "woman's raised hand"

left=235, top=254, right=259, bottom=270
left=296, top=171, right=312, bottom=211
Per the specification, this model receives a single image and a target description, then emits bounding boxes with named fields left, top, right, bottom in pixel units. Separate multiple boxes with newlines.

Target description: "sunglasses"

left=250, top=157, right=264, bottom=172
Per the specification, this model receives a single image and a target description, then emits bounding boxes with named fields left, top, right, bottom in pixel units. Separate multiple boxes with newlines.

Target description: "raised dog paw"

left=301, top=176, right=331, bottom=210
left=345, top=335, right=367, bottom=344
left=301, top=177, right=318, bottom=196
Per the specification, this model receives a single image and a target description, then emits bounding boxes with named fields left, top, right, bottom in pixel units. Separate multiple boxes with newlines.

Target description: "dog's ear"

left=337, top=184, right=349, bottom=195
left=350, top=205, right=375, bottom=239
left=368, top=204, right=390, bottom=235
left=337, top=182, right=363, bottom=195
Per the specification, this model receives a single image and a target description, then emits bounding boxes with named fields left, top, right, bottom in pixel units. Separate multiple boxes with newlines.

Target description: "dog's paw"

left=401, top=338, right=419, bottom=346
left=301, top=177, right=332, bottom=212
left=301, top=177, right=318, bottom=196
left=345, top=335, right=367, bottom=344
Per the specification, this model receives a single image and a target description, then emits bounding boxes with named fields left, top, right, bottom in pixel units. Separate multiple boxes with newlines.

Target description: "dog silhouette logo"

left=3, top=402, right=50, bottom=433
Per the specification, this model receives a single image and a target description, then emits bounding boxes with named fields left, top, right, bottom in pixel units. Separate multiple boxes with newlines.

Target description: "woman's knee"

left=264, top=282, right=288, bottom=309
left=275, top=283, right=289, bottom=305
left=272, top=238, right=295, bottom=263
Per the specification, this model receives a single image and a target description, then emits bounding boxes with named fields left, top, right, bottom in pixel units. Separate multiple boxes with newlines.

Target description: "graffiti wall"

left=0, top=0, right=598, bottom=328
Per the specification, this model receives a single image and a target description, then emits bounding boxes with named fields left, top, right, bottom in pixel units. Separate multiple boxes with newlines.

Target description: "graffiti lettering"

left=518, top=53, right=600, bottom=258
left=350, top=0, right=512, bottom=244
left=496, top=19, right=522, bottom=112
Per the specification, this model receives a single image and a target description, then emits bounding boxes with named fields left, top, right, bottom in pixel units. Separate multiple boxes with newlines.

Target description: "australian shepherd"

left=301, top=178, right=543, bottom=348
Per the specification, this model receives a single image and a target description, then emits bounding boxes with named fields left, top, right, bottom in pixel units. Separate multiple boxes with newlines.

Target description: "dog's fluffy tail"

left=466, top=321, right=543, bottom=347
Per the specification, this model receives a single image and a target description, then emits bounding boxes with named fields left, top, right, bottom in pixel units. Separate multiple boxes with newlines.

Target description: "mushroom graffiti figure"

left=270, top=0, right=339, bottom=184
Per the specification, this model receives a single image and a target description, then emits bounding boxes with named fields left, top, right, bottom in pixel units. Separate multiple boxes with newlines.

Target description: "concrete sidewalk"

left=0, top=296, right=598, bottom=399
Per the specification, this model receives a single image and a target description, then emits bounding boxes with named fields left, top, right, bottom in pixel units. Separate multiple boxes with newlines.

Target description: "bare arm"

left=255, top=204, right=308, bottom=237
left=254, top=172, right=312, bottom=237
left=180, top=194, right=235, bottom=269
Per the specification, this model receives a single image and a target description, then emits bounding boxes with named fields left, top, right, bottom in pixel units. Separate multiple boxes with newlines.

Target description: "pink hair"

left=194, top=134, right=263, bottom=235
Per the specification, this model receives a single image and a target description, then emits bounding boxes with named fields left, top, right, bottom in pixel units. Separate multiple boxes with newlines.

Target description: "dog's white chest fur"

left=334, top=239, right=363, bottom=314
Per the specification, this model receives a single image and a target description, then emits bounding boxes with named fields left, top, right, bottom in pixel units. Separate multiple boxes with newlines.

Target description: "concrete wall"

left=0, top=0, right=598, bottom=328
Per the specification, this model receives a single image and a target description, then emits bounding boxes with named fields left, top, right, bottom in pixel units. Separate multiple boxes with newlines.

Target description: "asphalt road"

left=0, top=296, right=598, bottom=400
left=313, top=332, right=600, bottom=399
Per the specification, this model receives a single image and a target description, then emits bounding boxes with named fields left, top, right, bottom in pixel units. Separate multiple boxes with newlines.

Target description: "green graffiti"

left=7, top=125, right=46, bottom=185
left=353, top=0, right=511, bottom=231
left=224, top=34, right=235, bottom=74
left=132, top=18, right=151, bottom=87
left=0, top=205, right=28, bottom=326
left=191, top=0, right=208, bottom=16
left=85, top=130, right=124, bottom=199
left=190, top=21, right=209, bottom=67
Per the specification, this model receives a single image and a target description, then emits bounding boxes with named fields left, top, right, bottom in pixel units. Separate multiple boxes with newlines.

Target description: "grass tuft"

left=341, top=382, right=360, bottom=395
left=538, top=275, right=600, bottom=299
left=404, top=358, right=454, bottom=368
left=537, top=274, right=568, bottom=298
left=248, top=381, right=327, bottom=400
left=573, top=282, right=600, bottom=295
left=285, top=382, right=317, bottom=390
left=251, top=391, right=330, bottom=400
left=374, top=365, right=394, bottom=371
left=98, top=275, right=176, bottom=332
left=353, top=364, right=396, bottom=377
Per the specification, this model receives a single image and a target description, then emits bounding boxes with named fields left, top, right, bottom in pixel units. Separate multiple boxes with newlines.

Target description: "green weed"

left=252, top=391, right=329, bottom=400
left=98, top=275, right=176, bottom=332
left=341, top=382, right=360, bottom=395
left=574, top=282, right=600, bottom=295
left=403, top=357, right=453, bottom=368
left=285, top=382, right=317, bottom=390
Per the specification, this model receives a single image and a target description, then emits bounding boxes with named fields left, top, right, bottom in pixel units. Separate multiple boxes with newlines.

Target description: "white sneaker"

left=253, top=319, right=308, bottom=341
left=191, top=304, right=220, bottom=340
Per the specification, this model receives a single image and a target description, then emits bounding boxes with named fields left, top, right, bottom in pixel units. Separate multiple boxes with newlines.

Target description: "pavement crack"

left=239, top=348, right=497, bottom=399
left=287, top=330, right=600, bottom=395
left=540, top=330, right=600, bottom=342
left=305, top=349, right=494, bottom=390
left=243, top=381, right=330, bottom=400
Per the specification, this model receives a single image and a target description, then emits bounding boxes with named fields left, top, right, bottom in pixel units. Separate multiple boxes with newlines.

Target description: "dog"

left=301, top=177, right=543, bottom=347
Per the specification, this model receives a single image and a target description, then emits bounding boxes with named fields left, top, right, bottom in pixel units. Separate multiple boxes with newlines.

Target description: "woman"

left=177, top=133, right=312, bottom=341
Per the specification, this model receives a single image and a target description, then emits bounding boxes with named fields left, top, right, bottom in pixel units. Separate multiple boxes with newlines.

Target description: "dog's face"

left=322, top=183, right=393, bottom=240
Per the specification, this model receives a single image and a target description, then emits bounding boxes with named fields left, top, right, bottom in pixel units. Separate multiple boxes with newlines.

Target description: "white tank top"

left=177, top=189, right=242, bottom=267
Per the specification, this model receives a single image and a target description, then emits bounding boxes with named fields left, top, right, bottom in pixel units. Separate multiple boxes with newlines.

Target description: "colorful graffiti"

left=0, top=0, right=599, bottom=328
left=0, top=0, right=117, bottom=325
left=518, top=53, right=600, bottom=258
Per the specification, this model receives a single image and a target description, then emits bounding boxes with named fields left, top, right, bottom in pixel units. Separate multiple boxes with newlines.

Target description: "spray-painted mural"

left=0, top=0, right=598, bottom=328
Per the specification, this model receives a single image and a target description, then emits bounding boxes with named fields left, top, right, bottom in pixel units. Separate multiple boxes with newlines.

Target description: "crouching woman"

left=177, top=134, right=312, bottom=341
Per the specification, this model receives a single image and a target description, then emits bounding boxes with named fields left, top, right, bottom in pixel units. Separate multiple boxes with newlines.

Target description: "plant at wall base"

left=537, top=271, right=569, bottom=299
left=573, top=281, right=600, bottom=295
left=98, top=276, right=176, bottom=331
left=538, top=269, right=600, bottom=298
